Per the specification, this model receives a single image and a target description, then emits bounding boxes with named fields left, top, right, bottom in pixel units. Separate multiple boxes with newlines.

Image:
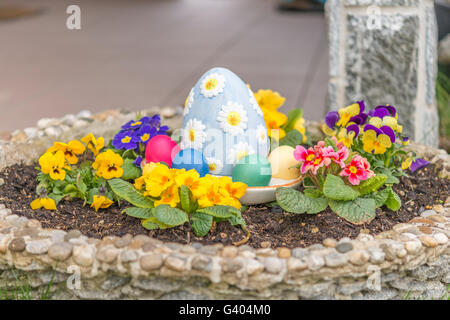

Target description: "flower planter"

left=0, top=109, right=449, bottom=300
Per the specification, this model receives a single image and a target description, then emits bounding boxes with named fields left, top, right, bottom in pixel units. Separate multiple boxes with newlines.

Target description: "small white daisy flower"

left=249, top=88, right=263, bottom=116
left=206, top=157, right=223, bottom=175
left=217, top=101, right=248, bottom=136
left=200, top=73, right=226, bottom=98
left=227, top=142, right=255, bottom=165
left=256, top=124, right=268, bottom=145
left=181, top=118, right=206, bottom=150
left=183, top=88, right=194, bottom=116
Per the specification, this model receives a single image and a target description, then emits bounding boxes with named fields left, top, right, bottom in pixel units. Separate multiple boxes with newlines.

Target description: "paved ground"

left=0, top=0, right=328, bottom=132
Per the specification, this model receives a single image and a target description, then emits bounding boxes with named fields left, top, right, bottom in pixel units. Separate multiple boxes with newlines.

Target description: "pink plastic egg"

left=145, top=135, right=179, bottom=167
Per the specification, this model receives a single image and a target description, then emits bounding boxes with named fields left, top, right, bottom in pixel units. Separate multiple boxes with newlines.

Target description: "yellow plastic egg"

left=267, top=146, right=300, bottom=180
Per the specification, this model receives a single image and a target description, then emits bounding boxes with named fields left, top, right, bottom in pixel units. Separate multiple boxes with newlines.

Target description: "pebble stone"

left=165, top=256, right=186, bottom=272
left=264, top=257, right=283, bottom=274
left=418, top=226, right=432, bottom=234
left=277, top=248, right=291, bottom=259
left=419, top=235, right=438, bottom=248
left=307, top=254, right=325, bottom=270
left=8, top=237, right=26, bottom=252
left=73, top=245, right=95, bottom=267
left=420, top=210, right=437, bottom=218
left=405, top=240, right=422, bottom=255
left=291, top=248, right=307, bottom=259
left=191, top=255, right=213, bottom=272
left=97, top=246, right=119, bottom=263
left=287, top=258, right=308, bottom=271
left=114, top=234, right=132, bottom=248
left=25, top=239, right=52, bottom=255
left=246, top=259, right=264, bottom=275
left=348, top=250, right=369, bottom=266
left=323, top=238, right=337, bottom=248
left=433, top=233, right=448, bottom=244
left=120, top=250, right=138, bottom=263
left=368, top=247, right=385, bottom=264
left=140, top=254, right=163, bottom=271
left=48, top=242, right=73, bottom=261
left=198, top=245, right=218, bottom=256
left=0, top=235, right=11, bottom=254
left=221, top=246, right=238, bottom=258
left=65, top=230, right=82, bottom=241
left=336, top=242, right=353, bottom=253
left=325, top=252, right=348, bottom=267
left=427, top=215, right=447, bottom=223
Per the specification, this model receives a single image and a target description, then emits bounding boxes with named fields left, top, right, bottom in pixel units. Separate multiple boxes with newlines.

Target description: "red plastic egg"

left=145, top=135, right=179, bottom=167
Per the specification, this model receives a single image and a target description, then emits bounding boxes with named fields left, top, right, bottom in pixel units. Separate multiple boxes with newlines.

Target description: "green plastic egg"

left=232, top=154, right=272, bottom=187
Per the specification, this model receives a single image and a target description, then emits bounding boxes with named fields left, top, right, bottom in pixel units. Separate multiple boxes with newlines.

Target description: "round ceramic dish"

left=239, top=176, right=303, bottom=205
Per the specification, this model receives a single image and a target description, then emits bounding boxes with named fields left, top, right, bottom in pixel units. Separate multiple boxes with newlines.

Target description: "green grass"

left=402, top=284, right=450, bottom=300
left=0, top=268, right=57, bottom=300
left=437, top=65, right=450, bottom=151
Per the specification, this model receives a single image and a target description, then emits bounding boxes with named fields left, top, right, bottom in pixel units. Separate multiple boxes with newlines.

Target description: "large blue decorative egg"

left=172, top=148, right=209, bottom=177
left=180, top=67, right=269, bottom=176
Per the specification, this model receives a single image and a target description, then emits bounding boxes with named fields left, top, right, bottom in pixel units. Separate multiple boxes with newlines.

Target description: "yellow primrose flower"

left=362, top=130, right=392, bottom=154
left=263, top=109, right=287, bottom=139
left=154, top=184, right=180, bottom=208
left=198, top=185, right=224, bottom=208
left=218, top=176, right=247, bottom=199
left=91, top=195, right=114, bottom=211
left=337, top=127, right=356, bottom=148
left=294, top=117, right=307, bottom=143
left=254, top=89, right=286, bottom=110
left=92, top=150, right=124, bottom=180
left=81, top=133, right=105, bottom=156
left=189, top=175, right=214, bottom=199
left=401, top=157, right=412, bottom=170
left=174, top=169, right=200, bottom=189
left=39, top=150, right=70, bottom=180
left=51, top=140, right=85, bottom=165
left=142, top=164, right=174, bottom=197
left=336, top=103, right=360, bottom=127
left=30, top=197, right=57, bottom=210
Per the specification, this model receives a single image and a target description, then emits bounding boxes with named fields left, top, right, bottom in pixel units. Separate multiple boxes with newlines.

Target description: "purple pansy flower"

left=379, top=126, right=396, bottom=143
left=363, top=124, right=383, bottom=135
left=349, top=113, right=368, bottom=125
left=133, top=156, right=143, bottom=168
left=135, top=125, right=158, bottom=144
left=356, top=100, right=365, bottom=113
left=325, top=111, right=340, bottom=129
left=112, top=130, right=139, bottom=150
left=346, top=124, right=360, bottom=137
left=157, top=125, right=169, bottom=135
left=410, top=158, right=429, bottom=172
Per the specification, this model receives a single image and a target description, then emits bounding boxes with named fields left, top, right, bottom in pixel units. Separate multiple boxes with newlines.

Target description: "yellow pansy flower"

left=369, top=117, right=383, bottom=128
left=401, top=157, right=412, bottom=170
left=254, top=89, right=286, bottom=110
left=337, top=127, right=356, bottom=148
left=362, top=130, right=392, bottom=154
left=51, top=140, right=85, bottom=164
left=81, top=133, right=105, bottom=156
left=336, top=103, right=360, bottom=127
left=92, top=150, right=124, bottom=180
left=154, top=184, right=180, bottom=208
left=321, top=123, right=337, bottom=136
left=39, top=150, right=70, bottom=180
left=91, top=195, right=114, bottom=211
left=30, top=197, right=57, bottom=210
left=263, top=109, right=287, bottom=139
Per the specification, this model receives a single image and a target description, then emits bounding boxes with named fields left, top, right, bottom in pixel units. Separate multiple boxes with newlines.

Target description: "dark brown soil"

left=0, top=163, right=448, bottom=249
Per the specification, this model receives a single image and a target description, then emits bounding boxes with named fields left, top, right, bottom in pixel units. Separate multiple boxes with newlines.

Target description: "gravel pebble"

left=419, top=235, right=438, bottom=248
left=433, top=233, right=448, bottom=244
left=140, top=254, right=163, bottom=271
left=336, top=242, right=353, bottom=253
left=8, top=237, right=26, bottom=252
left=325, top=252, right=348, bottom=267
left=264, top=257, right=283, bottom=274
left=405, top=240, right=422, bottom=255
left=48, top=242, right=73, bottom=261
left=26, top=239, right=52, bottom=255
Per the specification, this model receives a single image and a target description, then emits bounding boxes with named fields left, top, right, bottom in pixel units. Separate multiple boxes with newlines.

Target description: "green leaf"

left=279, top=130, right=304, bottom=148
left=329, top=198, right=376, bottom=224
left=282, top=108, right=303, bottom=132
left=123, top=207, right=154, bottom=219
left=369, top=187, right=391, bottom=207
left=197, top=205, right=239, bottom=218
left=228, top=213, right=246, bottom=227
left=376, top=168, right=400, bottom=184
left=86, top=188, right=99, bottom=204
left=191, top=212, right=213, bottom=237
left=353, top=174, right=387, bottom=196
left=121, top=158, right=141, bottom=180
left=47, top=193, right=64, bottom=205
left=304, top=188, right=323, bottom=199
left=153, top=205, right=188, bottom=227
left=385, top=187, right=402, bottom=211
left=180, top=185, right=197, bottom=214
left=276, top=187, right=328, bottom=214
left=108, top=178, right=154, bottom=208
left=323, top=174, right=360, bottom=201
left=141, top=217, right=171, bottom=230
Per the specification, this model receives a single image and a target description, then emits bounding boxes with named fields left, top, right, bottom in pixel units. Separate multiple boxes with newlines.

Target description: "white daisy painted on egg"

left=200, top=73, right=225, bottom=98
left=227, top=141, right=255, bottom=165
left=181, top=118, right=206, bottom=150
left=217, top=101, right=248, bottom=136
left=206, top=157, right=223, bottom=175
left=249, top=88, right=263, bottom=116
left=183, top=88, right=195, bottom=116
left=256, top=124, right=268, bottom=145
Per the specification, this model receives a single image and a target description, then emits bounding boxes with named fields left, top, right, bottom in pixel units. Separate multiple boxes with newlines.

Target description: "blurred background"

left=0, top=0, right=328, bottom=132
